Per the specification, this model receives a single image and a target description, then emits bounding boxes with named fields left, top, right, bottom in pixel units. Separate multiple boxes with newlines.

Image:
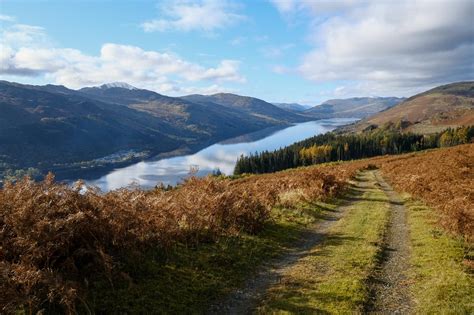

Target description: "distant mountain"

left=0, top=81, right=310, bottom=180
left=78, top=85, right=291, bottom=139
left=273, top=102, right=311, bottom=112
left=100, top=82, right=137, bottom=90
left=0, top=81, right=179, bottom=171
left=354, top=82, right=474, bottom=133
left=305, top=97, right=404, bottom=119
left=181, top=93, right=308, bottom=123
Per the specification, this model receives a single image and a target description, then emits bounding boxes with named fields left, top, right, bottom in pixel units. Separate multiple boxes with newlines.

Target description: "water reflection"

left=88, top=118, right=357, bottom=191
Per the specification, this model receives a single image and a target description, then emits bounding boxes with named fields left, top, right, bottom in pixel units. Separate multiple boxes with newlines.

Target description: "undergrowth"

left=0, top=163, right=361, bottom=313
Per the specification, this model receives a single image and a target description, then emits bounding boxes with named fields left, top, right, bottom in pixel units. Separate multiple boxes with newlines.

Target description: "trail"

left=208, top=172, right=374, bottom=314
left=208, top=170, right=413, bottom=314
left=366, top=171, right=413, bottom=313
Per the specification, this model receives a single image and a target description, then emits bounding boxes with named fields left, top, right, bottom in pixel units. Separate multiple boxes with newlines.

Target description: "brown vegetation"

left=0, top=163, right=359, bottom=313
left=373, top=144, right=474, bottom=242
left=351, top=81, right=474, bottom=133
left=2, top=144, right=472, bottom=313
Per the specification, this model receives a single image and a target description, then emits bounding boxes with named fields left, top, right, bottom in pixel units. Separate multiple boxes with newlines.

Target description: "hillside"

left=2, top=144, right=472, bottom=313
left=79, top=84, right=277, bottom=141
left=273, top=102, right=311, bottom=112
left=0, top=81, right=304, bottom=180
left=355, top=82, right=474, bottom=133
left=181, top=93, right=308, bottom=123
left=305, top=97, right=404, bottom=119
left=0, top=81, right=180, bottom=166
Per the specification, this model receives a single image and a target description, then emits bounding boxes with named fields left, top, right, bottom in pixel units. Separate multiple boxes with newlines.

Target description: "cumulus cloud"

left=1, top=22, right=245, bottom=94
left=272, top=0, right=474, bottom=96
left=141, top=0, right=245, bottom=33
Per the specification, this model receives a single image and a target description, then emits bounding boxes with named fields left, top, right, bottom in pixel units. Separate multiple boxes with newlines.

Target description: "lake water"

left=88, top=118, right=357, bottom=191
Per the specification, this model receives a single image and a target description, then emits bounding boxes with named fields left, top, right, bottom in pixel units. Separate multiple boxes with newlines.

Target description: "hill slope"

left=273, top=102, right=311, bottom=112
left=181, top=93, right=309, bottom=123
left=305, top=97, right=404, bottom=119
left=0, top=81, right=303, bottom=179
left=356, top=82, right=474, bottom=132
left=79, top=85, right=277, bottom=141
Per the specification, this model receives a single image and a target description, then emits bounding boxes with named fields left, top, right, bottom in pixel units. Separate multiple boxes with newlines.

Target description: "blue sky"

left=1, top=0, right=473, bottom=105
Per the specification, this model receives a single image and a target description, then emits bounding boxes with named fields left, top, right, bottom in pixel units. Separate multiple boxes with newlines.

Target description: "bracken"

left=0, top=163, right=357, bottom=313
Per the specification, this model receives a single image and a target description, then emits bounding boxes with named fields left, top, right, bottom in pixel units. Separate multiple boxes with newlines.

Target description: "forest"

left=234, top=125, right=474, bottom=175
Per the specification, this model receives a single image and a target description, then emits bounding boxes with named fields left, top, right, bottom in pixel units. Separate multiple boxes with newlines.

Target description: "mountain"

left=78, top=85, right=289, bottom=140
left=354, top=82, right=474, bottom=133
left=0, top=81, right=180, bottom=172
left=273, top=102, right=311, bottom=112
left=305, top=97, right=404, bottom=119
left=0, top=81, right=309, bottom=180
left=181, top=93, right=309, bottom=123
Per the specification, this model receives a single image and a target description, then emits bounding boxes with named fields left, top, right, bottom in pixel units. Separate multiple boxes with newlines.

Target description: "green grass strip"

left=404, top=196, right=474, bottom=314
left=258, top=171, right=390, bottom=314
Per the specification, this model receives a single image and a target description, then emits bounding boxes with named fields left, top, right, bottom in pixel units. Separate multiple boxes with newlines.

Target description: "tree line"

left=234, top=125, right=474, bottom=175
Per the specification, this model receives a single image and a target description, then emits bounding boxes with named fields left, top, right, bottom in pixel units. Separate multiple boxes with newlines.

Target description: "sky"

left=1, top=0, right=473, bottom=105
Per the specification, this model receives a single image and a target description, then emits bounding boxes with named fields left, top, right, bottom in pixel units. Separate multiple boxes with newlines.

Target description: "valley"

left=1, top=1, right=473, bottom=313
left=1, top=80, right=473, bottom=313
left=0, top=81, right=313, bottom=182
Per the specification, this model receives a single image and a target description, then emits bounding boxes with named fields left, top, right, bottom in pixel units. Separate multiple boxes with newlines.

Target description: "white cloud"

left=272, top=0, right=474, bottom=96
left=179, top=84, right=235, bottom=95
left=0, top=23, right=245, bottom=94
left=1, top=24, right=50, bottom=48
left=0, top=14, right=15, bottom=22
left=141, top=0, right=245, bottom=33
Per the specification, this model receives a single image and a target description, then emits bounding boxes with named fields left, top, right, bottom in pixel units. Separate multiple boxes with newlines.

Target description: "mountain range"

left=1, top=80, right=472, bottom=181
left=351, top=81, right=474, bottom=133
left=0, top=81, right=311, bottom=179
left=273, top=103, right=311, bottom=112
left=305, top=97, right=405, bottom=119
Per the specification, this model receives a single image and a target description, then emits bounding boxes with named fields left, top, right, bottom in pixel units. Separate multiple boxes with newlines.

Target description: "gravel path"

left=207, top=176, right=372, bottom=315
left=366, top=171, right=413, bottom=313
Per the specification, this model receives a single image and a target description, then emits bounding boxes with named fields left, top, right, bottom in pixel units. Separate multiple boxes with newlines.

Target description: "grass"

left=404, top=195, right=474, bottom=314
left=257, top=171, right=390, bottom=313
left=85, top=200, right=337, bottom=313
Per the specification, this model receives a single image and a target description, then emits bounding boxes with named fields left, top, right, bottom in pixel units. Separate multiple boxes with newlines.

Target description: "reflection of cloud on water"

left=185, top=148, right=246, bottom=174
left=88, top=119, right=359, bottom=191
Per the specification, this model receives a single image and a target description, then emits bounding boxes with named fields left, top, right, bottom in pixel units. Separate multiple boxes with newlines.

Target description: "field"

left=1, top=144, right=472, bottom=313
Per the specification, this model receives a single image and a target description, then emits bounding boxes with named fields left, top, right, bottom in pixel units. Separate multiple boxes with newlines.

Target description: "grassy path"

left=88, top=168, right=472, bottom=313
left=208, top=192, right=350, bottom=314
left=255, top=170, right=390, bottom=313
left=365, top=171, right=413, bottom=312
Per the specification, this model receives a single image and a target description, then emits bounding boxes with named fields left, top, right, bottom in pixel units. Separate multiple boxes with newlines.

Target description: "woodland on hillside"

left=234, top=125, right=474, bottom=175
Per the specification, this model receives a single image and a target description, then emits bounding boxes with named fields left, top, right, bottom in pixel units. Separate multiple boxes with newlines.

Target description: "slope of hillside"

left=273, top=102, right=311, bottom=112
left=2, top=145, right=471, bottom=313
left=0, top=81, right=295, bottom=180
left=357, top=82, right=474, bottom=133
left=79, top=85, right=276, bottom=141
left=182, top=93, right=309, bottom=123
left=0, top=81, right=180, bottom=167
left=305, top=97, right=404, bottom=119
